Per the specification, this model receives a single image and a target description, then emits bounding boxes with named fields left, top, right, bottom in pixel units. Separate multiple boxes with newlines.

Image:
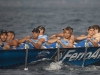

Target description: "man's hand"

left=26, top=39, right=32, bottom=43
left=50, top=35, right=56, bottom=39
left=26, top=35, right=31, bottom=39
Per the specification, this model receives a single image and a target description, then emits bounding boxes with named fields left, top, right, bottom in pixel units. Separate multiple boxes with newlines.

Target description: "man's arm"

left=26, top=39, right=40, bottom=49
left=3, top=44, right=10, bottom=50
left=47, top=37, right=60, bottom=44
left=49, top=32, right=63, bottom=39
left=76, top=35, right=87, bottom=41
left=37, top=38, right=46, bottom=49
left=7, top=40, right=18, bottom=47
left=18, top=36, right=30, bottom=43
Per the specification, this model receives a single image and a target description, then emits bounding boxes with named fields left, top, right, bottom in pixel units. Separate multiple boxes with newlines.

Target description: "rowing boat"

left=0, top=47, right=100, bottom=68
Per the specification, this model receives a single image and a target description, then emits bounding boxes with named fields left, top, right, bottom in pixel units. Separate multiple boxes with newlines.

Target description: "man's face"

left=63, top=30, right=71, bottom=39
left=88, top=28, right=94, bottom=36
left=32, top=32, right=39, bottom=39
left=7, top=33, right=14, bottom=40
left=39, top=29, right=44, bottom=34
left=94, top=29, right=99, bottom=34
left=0, top=33, right=7, bottom=42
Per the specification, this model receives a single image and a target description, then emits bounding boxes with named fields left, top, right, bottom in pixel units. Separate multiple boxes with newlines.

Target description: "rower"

left=92, top=25, right=100, bottom=46
left=6, top=31, right=18, bottom=49
left=18, top=28, right=40, bottom=49
left=37, top=25, right=48, bottom=48
left=0, top=30, right=10, bottom=50
left=49, top=26, right=75, bottom=44
left=42, top=27, right=74, bottom=49
left=75, top=26, right=98, bottom=47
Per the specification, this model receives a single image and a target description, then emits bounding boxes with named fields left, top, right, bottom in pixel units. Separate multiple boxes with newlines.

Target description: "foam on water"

left=44, top=61, right=63, bottom=70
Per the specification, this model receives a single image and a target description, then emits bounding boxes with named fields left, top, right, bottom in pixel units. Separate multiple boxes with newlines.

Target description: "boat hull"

left=1, top=47, right=100, bottom=68
left=0, top=49, right=57, bottom=68
left=59, top=47, right=100, bottom=66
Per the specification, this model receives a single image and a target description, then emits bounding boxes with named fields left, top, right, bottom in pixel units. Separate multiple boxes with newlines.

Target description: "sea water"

left=0, top=0, right=100, bottom=75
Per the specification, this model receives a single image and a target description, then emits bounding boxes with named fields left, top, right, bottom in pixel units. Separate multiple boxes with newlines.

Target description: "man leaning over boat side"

left=92, top=25, right=100, bottom=46
left=49, top=26, right=75, bottom=44
left=75, top=26, right=98, bottom=47
left=6, top=31, right=19, bottom=49
left=0, top=30, right=10, bottom=50
left=42, top=27, right=74, bottom=49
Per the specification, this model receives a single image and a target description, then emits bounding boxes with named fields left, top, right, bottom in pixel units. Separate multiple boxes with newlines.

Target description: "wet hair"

left=63, top=26, right=73, bottom=34
left=7, top=31, right=15, bottom=37
left=92, top=25, right=100, bottom=32
left=32, top=28, right=40, bottom=33
left=0, top=30, right=7, bottom=35
left=88, top=26, right=94, bottom=31
left=37, top=25, right=45, bottom=31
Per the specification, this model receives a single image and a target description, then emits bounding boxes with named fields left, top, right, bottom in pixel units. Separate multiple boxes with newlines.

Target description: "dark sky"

left=0, top=0, right=99, bottom=8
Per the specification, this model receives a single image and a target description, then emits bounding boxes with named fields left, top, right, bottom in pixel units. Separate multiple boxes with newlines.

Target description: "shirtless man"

left=42, top=27, right=73, bottom=48
left=7, top=31, right=18, bottom=49
left=75, top=26, right=98, bottom=47
left=49, top=26, right=75, bottom=44
left=92, top=25, right=100, bottom=45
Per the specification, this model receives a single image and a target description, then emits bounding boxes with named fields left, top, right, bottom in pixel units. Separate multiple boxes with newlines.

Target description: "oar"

left=24, top=43, right=29, bottom=70
left=82, top=42, right=88, bottom=67
left=57, top=43, right=60, bottom=62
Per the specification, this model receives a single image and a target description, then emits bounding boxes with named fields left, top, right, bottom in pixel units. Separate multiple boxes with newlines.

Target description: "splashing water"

left=44, top=61, right=63, bottom=70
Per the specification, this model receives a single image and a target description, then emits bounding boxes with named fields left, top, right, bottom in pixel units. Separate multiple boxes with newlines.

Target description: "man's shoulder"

left=93, top=33, right=100, bottom=38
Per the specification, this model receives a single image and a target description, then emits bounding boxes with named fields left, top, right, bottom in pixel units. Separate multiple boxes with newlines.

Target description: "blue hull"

left=0, top=47, right=100, bottom=68
left=0, top=49, right=57, bottom=67
left=59, top=47, right=100, bottom=66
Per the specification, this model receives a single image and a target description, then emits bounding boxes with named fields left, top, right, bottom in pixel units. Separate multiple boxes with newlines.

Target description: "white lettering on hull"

left=63, top=48, right=100, bottom=61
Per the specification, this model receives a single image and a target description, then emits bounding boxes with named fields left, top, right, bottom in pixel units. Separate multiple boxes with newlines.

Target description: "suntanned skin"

left=46, top=30, right=73, bottom=48
left=26, top=32, right=40, bottom=49
left=57, top=30, right=73, bottom=48
left=49, top=32, right=75, bottom=44
left=6, top=32, right=18, bottom=49
left=93, top=28, right=100, bottom=43
left=93, top=33, right=100, bottom=43
left=0, top=33, right=10, bottom=50
left=18, top=35, right=30, bottom=44
left=76, top=28, right=98, bottom=47
left=19, top=30, right=45, bottom=49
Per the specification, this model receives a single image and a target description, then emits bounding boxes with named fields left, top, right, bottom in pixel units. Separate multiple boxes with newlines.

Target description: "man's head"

left=92, top=25, right=100, bottom=34
left=0, top=30, right=7, bottom=42
left=63, top=27, right=72, bottom=39
left=87, top=26, right=95, bottom=36
left=7, top=31, right=15, bottom=41
left=37, top=25, right=45, bottom=34
left=32, top=28, right=40, bottom=39
left=63, top=26, right=73, bottom=33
